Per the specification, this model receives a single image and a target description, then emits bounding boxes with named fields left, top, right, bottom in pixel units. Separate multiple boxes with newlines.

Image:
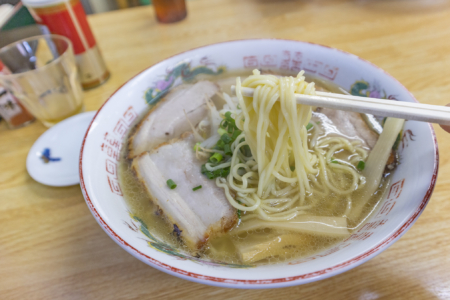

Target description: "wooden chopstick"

left=231, top=86, right=450, bottom=126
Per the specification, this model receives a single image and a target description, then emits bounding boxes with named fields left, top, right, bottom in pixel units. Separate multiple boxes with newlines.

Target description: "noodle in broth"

left=119, top=70, right=397, bottom=265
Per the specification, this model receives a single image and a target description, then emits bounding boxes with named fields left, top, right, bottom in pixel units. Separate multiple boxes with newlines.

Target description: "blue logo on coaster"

left=40, top=148, right=61, bottom=163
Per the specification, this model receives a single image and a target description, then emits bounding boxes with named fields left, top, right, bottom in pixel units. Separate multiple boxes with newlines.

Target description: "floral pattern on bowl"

left=127, top=215, right=253, bottom=268
left=144, top=62, right=226, bottom=105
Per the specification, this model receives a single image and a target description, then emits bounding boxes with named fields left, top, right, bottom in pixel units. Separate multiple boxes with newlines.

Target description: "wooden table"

left=2, top=0, right=450, bottom=298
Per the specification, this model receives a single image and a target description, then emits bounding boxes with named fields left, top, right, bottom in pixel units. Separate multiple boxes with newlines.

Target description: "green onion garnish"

left=215, top=139, right=225, bottom=150
left=210, top=153, right=223, bottom=163
left=205, top=172, right=215, bottom=179
left=219, top=167, right=230, bottom=177
left=221, top=133, right=232, bottom=144
left=193, top=142, right=201, bottom=151
left=201, top=164, right=230, bottom=179
left=201, top=111, right=242, bottom=181
left=290, top=165, right=295, bottom=171
left=193, top=185, right=202, bottom=191
left=231, top=129, right=242, bottom=141
left=166, top=179, right=177, bottom=189
left=331, top=159, right=339, bottom=164
left=217, top=128, right=227, bottom=136
left=224, top=144, right=232, bottom=155
left=357, top=161, right=365, bottom=171
left=224, top=112, right=236, bottom=126
left=241, top=145, right=251, bottom=157
left=306, top=123, right=314, bottom=130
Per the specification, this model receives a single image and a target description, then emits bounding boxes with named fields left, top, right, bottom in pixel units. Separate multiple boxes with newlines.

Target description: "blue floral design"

left=40, top=148, right=61, bottom=163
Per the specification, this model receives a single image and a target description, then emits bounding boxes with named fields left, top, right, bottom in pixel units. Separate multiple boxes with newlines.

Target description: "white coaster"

left=26, top=111, right=96, bottom=187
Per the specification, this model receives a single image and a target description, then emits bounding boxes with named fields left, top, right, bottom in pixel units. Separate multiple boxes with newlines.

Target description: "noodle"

left=212, top=70, right=368, bottom=221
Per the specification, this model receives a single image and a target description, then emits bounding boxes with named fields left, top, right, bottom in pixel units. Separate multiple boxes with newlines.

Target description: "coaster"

left=26, top=111, right=96, bottom=187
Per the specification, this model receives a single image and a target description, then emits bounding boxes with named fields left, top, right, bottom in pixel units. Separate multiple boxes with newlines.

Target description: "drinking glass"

left=0, top=34, right=84, bottom=127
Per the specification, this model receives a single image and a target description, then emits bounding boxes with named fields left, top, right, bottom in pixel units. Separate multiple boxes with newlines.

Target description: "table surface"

left=2, top=0, right=450, bottom=299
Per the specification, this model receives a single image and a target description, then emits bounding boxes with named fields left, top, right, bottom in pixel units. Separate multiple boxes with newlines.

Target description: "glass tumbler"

left=0, top=34, right=84, bottom=127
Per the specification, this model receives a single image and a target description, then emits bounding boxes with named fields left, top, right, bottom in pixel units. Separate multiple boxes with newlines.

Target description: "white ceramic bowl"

left=80, top=39, right=438, bottom=289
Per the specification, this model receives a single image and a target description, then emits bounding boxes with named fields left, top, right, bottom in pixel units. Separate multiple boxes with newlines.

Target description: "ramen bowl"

left=80, top=39, right=438, bottom=288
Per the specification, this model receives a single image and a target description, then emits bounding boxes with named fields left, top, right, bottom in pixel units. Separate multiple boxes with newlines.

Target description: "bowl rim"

left=79, top=38, right=439, bottom=288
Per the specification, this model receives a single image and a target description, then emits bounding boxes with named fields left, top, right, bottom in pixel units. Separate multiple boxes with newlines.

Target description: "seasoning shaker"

left=152, top=0, right=187, bottom=23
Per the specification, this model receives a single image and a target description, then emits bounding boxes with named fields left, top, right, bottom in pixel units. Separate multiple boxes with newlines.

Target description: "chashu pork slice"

left=314, top=108, right=379, bottom=149
left=131, top=132, right=237, bottom=251
left=127, top=81, right=219, bottom=159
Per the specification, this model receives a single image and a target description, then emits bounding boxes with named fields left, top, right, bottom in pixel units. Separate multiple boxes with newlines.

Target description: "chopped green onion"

left=192, top=185, right=202, bottom=191
left=226, top=120, right=236, bottom=130
left=224, top=144, right=232, bottom=155
left=316, top=121, right=321, bottom=125
left=231, top=129, right=242, bottom=141
left=241, top=145, right=252, bottom=157
left=225, top=112, right=236, bottom=127
left=215, top=139, right=225, bottom=150
left=331, top=159, right=339, bottom=164
left=201, top=164, right=215, bottom=179
left=221, top=133, right=232, bottom=144
left=166, top=179, right=177, bottom=189
left=218, top=128, right=228, bottom=136
left=201, top=112, right=240, bottom=180
left=357, top=161, right=365, bottom=171
left=306, top=123, right=314, bottom=130
left=290, top=165, right=295, bottom=171
left=218, top=167, right=230, bottom=177
left=210, top=153, right=223, bottom=163
left=193, top=142, right=201, bottom=151
left=202, top=166, right=230, bottom=179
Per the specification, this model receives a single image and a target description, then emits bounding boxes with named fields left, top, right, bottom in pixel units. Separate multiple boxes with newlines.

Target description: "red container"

left=23, top=0, right=110, bottom=89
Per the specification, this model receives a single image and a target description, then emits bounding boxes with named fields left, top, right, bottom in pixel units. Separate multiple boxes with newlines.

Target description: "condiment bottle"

left=153, top=0, right=187, bottom=23
left=22, top=0, right=110, bottom=89
left=0, top=62, right=34, bottom=129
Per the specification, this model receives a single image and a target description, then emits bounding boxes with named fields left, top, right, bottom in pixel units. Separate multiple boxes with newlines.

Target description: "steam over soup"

left=119, top=70, right=403, bottom=265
